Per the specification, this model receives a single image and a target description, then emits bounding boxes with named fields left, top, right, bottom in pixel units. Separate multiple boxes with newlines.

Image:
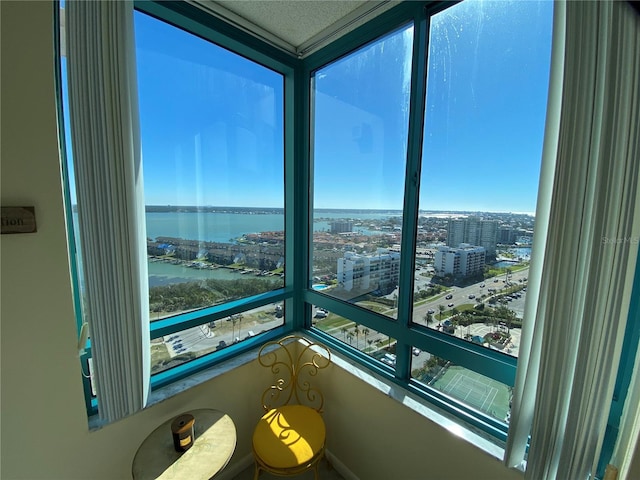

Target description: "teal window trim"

left=291, top=62, right=311, bottom=331
left=305, top=289, right=516, bottom=384
left=150, top=289, right=291, bottom=338
left=596, top=243, right=640, bottom=477
left=53, top=1, right=94, bottom=413
left=150, top=325, right=290, bottom=390
left=52, top=2, right=84, bottom=334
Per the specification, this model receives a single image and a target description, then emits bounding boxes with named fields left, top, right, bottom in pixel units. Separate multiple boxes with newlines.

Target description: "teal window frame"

left=134, top=0, right=302, bottom=390
left=55, top=1, right=639, bottom=465
left=301, top=0, right=516, bottom=442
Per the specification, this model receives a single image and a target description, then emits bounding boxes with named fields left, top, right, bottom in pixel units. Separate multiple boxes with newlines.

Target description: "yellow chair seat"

left=252, top=404, right=326, bottom=470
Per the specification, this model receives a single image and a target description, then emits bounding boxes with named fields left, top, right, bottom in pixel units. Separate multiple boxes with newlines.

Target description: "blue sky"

left=419, top=0, right=553, bottom=213
left=66, top=1, right=553, bottom=214
left=313, top=0, right=553, bottom=213
left=134, top=12, right=285, bottom=208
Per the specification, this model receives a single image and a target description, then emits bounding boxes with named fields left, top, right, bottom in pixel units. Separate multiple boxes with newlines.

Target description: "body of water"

left=146, top=212, right=284, bottom=243
left=145, top=211, right=400, bottom=242
left=494, top=260, right=519, bottom=268
left=148, top=261, right=249, bottom=287
left=72, top=210, right=400, bottom=289
left=74, top=210, right=406, bottom=244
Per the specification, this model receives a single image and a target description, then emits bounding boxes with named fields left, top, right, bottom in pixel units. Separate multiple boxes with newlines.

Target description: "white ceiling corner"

left=190, top=0, right=401, bottom=57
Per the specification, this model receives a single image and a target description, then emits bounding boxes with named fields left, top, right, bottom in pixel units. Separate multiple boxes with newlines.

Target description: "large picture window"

left=309, top=0, right=553, bottom=436
left=60, top=5, right=289, bottom=404
left=134, top=11, right=286, bottom=370
left=411, top=0, right=553, bottom=360
left=310, top=24, right=414, bottom=320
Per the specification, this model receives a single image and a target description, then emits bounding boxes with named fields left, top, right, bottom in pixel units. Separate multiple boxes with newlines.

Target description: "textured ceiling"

left=197, top=0, right=400, bottom=55
left=216, top=0, right=370, bottom=47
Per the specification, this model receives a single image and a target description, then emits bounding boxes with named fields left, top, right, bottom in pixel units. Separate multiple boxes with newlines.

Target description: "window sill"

left=325, top=342, right=509, bottom=462
left=88, top=346, right=260, bottom=431
left=90, top=334, right=510, bottom=466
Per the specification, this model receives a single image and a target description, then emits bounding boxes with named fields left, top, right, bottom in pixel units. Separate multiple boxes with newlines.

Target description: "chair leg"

left=323, top=452, right=333, bottom=471
left=313, top=462, right=320, bottom=480
left=253, top=462, right=261, bottom=480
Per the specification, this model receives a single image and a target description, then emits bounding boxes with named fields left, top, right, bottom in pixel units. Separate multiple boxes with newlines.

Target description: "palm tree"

left=346, top=332, right=354, bottom=346
left=425, top=312, right=434, bottom=324
left=438, top=304, right=445, bottom=321
left=353, top=324, right=360, bottom=349
left=362, top=327, right=370, bottom=348
left=341, top=326, right=348, bottom=341
left=227, top=315, right=236, bottom=340
left=237, top=313, right=244, bottom=338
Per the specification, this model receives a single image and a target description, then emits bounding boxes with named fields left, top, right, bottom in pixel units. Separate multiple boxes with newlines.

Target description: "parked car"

left=445, top=294, right=453, bottom=300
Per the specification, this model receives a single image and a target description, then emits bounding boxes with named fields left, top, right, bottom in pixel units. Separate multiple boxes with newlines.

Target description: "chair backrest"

left=257, top=335, right=331, bottom=413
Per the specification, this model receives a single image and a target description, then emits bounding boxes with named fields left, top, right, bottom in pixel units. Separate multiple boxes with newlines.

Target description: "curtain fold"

left=505, top=2, right=640, bottom=478
left=67, top=0, right=150, bottom=422
left=503, top=0, right=567, bottom=469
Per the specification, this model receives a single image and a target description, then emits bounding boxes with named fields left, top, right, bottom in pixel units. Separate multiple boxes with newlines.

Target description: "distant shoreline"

left=71, top=204, right=535, bottom=218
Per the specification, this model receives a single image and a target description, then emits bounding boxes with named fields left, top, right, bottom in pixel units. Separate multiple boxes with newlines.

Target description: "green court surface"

left=432, top=366, right=511, bottom=421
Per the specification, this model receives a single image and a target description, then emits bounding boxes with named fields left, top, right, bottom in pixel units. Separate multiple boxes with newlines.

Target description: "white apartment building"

left=434, top=244, right=486, bottom=278
left=337, top=249, right=400, bottom=294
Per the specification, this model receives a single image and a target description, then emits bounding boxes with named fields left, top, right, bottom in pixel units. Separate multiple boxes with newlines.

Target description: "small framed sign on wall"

left=1, top=207, right=37, bottom=234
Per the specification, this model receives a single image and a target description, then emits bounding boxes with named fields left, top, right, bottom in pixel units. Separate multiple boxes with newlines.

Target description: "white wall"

left=1, top=3, right=637, bottom=480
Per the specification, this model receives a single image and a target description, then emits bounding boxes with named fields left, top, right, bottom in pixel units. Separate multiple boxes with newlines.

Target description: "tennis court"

left=432, top=366, right=511, bottom=421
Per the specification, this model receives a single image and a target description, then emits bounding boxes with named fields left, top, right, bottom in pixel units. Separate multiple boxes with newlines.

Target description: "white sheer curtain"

left=67, top=0, right=150, bottom=422
left=505, top=1, right=640, bottom=478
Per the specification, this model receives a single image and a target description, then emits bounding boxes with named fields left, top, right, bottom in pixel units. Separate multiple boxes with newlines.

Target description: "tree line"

left=149, top=278, right=281, bottom=314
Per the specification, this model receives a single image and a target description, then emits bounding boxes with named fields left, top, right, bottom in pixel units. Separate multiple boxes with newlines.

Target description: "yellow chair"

left=252, top=335, right=331, bottom=480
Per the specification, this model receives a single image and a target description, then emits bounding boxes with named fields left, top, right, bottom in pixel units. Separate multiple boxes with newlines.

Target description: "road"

left=411, top=266, right=529, bottom=325
left=160, top=267, right=529, bottom=362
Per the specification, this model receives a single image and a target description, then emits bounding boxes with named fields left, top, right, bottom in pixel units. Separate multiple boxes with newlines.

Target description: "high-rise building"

left=330, top=220, right=353, bottom=234
left=498, top=226, right=517, bottom=244
left=446, top=217, right=498, bottom=255
left=337, top=248, right=400, bottom=294
left=434, top=244, right=486, bottom=278
left=447, top=219, right=466, bottom=249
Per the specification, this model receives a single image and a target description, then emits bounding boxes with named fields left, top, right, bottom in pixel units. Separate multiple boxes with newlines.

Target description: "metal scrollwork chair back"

left=252, top=335, right=332, bottom=480
left=258, top=335, right=331, bottom=413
